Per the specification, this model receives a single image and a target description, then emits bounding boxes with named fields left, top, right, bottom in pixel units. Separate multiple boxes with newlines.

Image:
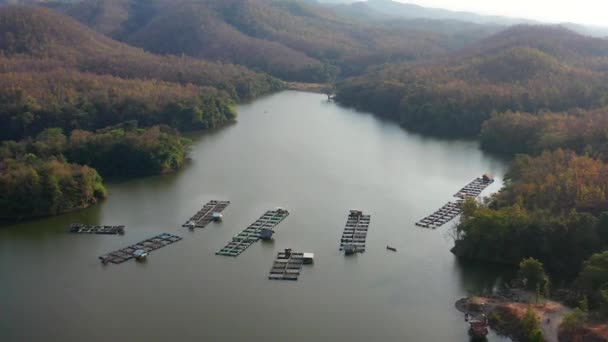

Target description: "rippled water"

left=0, top=91, right=512, bottom=341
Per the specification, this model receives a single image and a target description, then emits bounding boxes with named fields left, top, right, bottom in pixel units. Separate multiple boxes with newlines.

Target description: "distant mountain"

left=559, top=23, right=608, bottom=38
left=329, top=2, right=503, bottom=44
left=324, top=0, right=534, bottom=25
left=336, top=25, right=608, bottom=136
left=0, top=5, right=283, bottom=141
left=323, top=0, right=608, bottom=38
left=309, top=0, right=359, bottom=3
left=0, top=5, right=279, bottom=100
left=457, top=25, right=608, bottom=67
left=42, top=0, right=503, bottom=81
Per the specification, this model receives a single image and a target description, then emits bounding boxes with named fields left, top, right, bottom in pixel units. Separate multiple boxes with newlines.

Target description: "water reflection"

left=455, top=258, right=517, bottom=296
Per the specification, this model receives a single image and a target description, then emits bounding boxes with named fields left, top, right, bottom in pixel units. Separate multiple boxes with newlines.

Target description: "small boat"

left=386, top=245, right=397, bottom=252
left=184, top=220, right=196, bottom=229
left=133, top=249, right=148, bottom=261
left=212, top=212, right=223, bottom=222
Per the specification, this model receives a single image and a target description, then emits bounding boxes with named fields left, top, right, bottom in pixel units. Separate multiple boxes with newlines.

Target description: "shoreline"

left=285, top=82, right=333, bottom=94
left=455, top=294, right=607, bottom=342
left=0, top=200, right=102, bottom=226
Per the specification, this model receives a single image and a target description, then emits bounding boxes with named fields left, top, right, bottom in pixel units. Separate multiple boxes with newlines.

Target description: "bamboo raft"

left=183, top=200, right=230, bottom=228
left=339, top=210, right=371, bottom=254
left=454, top=176, right=495, bottom=199
left=98, top=233, right=182, bottom=264
left=268, top=249, right=305, bottom=281
left=216, top=208, right=290, bottom=257
left=416, top=174, right=494, bottom=229
left=415, top=200, right=464, bottom=229
left=69, top=224, right=125, bottom=235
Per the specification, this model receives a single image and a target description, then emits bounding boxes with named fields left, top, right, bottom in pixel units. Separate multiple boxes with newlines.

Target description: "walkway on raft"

left=216, top=208, right=289, bottom=257
left=70, top=224, right=125, bottom=235
left=339, top=210, right=371, bottom=253
left=183, top=200, right=230, bottom=228
left=268, top=250, right=305, bottom=281
left=415, top=175, right=495, bottom=229
left=98, top=233, right=182, bottom=264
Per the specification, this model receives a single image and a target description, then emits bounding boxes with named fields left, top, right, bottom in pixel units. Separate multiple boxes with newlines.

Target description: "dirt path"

left=538, top=302, right=570, bottom=342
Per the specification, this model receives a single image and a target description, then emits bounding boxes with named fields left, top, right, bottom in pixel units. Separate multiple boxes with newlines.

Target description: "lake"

left=0, top=91, right=511, bottom=341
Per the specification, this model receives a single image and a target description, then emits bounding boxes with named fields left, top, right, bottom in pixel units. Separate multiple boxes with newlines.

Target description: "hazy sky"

left=399, top=0, right=608, bottom=26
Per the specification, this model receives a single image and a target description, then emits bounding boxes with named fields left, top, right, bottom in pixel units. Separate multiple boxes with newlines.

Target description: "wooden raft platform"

left=183, top=200, right=230, bottom=228
left=98, top=233, right=182, bottom=264
left=69, top=223, right=125, bottom=235
left=415, top=174, right=495, bottom=229
left=216, top=208, right=289, bottom=257
left=454, top=177, right=494, bottom=199
left=339, top=210, right=371, bottom=253
left=415, top=200, right=464, bottom=229
left=268, top=250, right=305, bottom=281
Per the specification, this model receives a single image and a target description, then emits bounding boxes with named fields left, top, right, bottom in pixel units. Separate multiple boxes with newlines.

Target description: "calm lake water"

left=1, top=91, right=512, bottom=341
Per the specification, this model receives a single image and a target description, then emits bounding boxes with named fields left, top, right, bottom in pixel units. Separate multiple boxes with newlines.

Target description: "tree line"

left=336, top=28, right=608, bottom=137
left=0, top=124, right=191, bottom=218
left=0, top=69, right=238, bottom=141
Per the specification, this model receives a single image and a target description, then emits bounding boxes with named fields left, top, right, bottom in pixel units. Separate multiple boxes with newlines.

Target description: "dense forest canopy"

left=0, top=5, right=282, bottom=100
left=39, top=0, right=507, bottom=81
left=480, top=107, right=608, bottom=158
left=66, top=125, right=192, bottom=177
left=336, top=26, right=608, bottom=136
left=0, top=124, right=191, bottom=217
left=0, top=155, right=106, bottom=219
left=0, top=69, right=237, bottom=140
left=1, top=125, right=191, bottom=177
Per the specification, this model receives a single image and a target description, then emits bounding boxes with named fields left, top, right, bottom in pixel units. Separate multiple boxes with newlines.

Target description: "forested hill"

left=0, top=5, right=281, bottom=101
left=0, top=5, right=280, bottom=218
left=42, top=0, right=492, bottom=81
left=0, top=5, right=284, bottom=140
left=336, top=25, right=608, bottom=137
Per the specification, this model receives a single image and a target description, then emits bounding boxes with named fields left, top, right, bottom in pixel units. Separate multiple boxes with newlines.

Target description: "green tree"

left=521, top=306, right=544, bottom=342
left=561, top=308, right=588, bottom=332
left=518, top=257, right=550, bottom=295
left=32, top=128, right=67, bottom=157
left=577, top=251, right=608, bottom=307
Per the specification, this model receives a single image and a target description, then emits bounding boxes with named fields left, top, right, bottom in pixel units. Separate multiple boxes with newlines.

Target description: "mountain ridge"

left=320, top=0, right=608, bottom=37
left=335, top=24, right=608, bottom=136
left=37, top=0, right=496, bottom=81
left=0, top=5, right=281, bottom=100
